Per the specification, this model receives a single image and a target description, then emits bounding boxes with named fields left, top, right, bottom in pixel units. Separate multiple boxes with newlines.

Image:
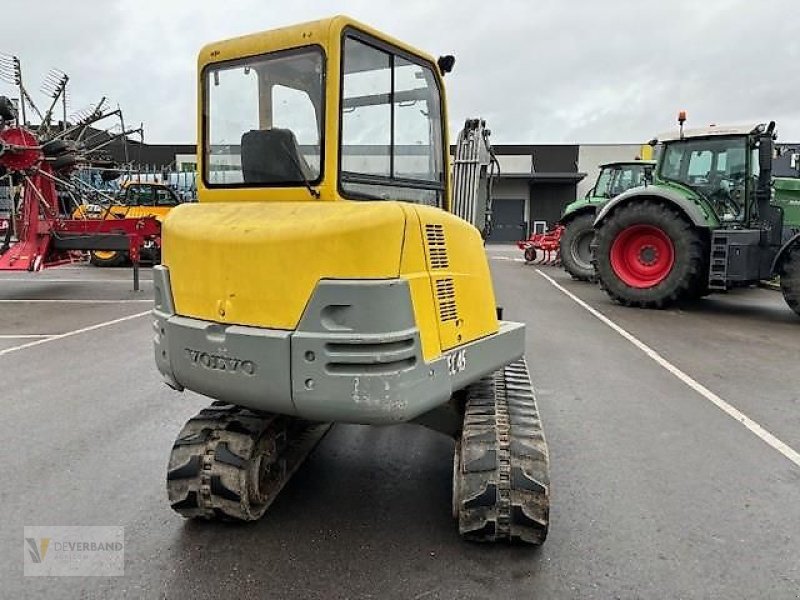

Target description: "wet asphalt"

left=1, top=251, right=798, bottom=599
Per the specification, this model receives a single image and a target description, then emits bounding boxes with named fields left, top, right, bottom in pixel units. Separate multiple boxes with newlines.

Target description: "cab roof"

left=655, top=123, right=767, bottom=143
left=197, top=15, right=440, bottom=71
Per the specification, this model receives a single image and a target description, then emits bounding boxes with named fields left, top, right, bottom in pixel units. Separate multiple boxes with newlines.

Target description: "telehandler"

left=154, top=16, right=550, bottom=543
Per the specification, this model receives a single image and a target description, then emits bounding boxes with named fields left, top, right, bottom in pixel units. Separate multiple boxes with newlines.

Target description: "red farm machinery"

left=517, top=226, right=564, bottom=265
left=0, top=56, right=159, bottom=288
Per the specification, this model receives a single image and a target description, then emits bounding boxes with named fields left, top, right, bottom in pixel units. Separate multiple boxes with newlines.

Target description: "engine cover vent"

left=425, top=223, right=450, bottom=270
left=435, top=277, right=458, bottom=322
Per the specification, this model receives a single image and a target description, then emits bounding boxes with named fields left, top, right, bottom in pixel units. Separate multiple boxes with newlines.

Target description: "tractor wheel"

left=780, top=245, right=800, bottom=316
left=524, top=247, right=536, bottom=263
left=594, top=201, right=706, bottom=308
left=559, top=213, right=595, bottom=281
left=89, top=250, right=127, bottom=267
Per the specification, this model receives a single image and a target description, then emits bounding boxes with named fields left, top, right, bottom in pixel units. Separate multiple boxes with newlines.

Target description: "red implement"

left=0, top=123, right=160, bottom=287
left=517, top=226, right=564, bottom=265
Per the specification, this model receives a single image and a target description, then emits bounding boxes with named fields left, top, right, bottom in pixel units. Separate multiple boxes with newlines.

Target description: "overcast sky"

left=3, top=0, right=798, bottom=145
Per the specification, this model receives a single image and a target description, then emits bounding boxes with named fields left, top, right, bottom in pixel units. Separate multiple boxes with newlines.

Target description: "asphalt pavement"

left=1, top=253, right=798, bottom=599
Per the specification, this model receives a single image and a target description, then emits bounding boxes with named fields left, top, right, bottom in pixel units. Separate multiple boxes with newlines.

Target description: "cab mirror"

left=437, top=55, right=455, bottom=76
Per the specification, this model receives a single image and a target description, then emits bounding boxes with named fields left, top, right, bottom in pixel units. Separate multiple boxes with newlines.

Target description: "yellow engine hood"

left=162, top=202, right=407, bottom=329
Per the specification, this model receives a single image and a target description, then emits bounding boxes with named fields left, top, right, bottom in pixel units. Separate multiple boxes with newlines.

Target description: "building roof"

left=500, top=172, right=586, bottom=183
left=599, top=160, right=656, bottom=168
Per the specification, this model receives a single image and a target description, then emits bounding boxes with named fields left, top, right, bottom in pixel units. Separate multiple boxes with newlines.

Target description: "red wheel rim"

left=609, top=224, right=675, bottom=288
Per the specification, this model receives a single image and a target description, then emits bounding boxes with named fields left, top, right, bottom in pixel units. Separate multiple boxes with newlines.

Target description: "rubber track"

left=455, top=359, right=549, bottom=544
left=166, top=402, right=330, bottom=521
left=781, top=245, right=800, bottom=316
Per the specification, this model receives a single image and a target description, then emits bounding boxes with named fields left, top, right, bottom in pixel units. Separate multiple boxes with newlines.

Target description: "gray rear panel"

left=153, top=266, right=525, bottom=425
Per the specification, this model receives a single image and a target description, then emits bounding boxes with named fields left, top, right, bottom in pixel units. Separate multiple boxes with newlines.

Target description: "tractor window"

left=204, top=47, right=324, bottom=187
left=593, top=168, right=614, bottom=198
left=609, top=165, right=649, bottom=196
left=688, top=151, right=713, bottom=177
left=339, top=34, right=445, bottom=205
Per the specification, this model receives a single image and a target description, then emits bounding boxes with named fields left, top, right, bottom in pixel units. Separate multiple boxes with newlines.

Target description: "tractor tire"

left=594, top=201, right=706, bottom=308
left=524, top=247, right=536, bottom=263
left=89, top=250, right=127, bottom=267
left=559, top=213, right=595, bottom=281
left=780, top=245, right=800, bottom=316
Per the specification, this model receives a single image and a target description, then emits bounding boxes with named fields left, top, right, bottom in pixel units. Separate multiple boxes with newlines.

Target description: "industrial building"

left=102, top=137, right=798, bottom=243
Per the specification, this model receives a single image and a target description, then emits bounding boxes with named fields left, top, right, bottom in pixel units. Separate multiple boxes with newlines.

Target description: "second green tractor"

left=559, top=160, right=655, bottom=280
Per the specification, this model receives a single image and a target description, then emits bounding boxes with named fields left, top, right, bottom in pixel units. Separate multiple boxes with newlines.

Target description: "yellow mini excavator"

left=154, top=15, right=550, bottom=543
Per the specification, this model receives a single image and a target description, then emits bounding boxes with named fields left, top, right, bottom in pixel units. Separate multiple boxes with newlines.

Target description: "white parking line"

left=0, top=299, right=152, bottom=304
left=536, top=269, right=800, bottom=469
left=490, top=256, right=526, bottom=263
left=0, top=311, right=151, bottom=357
left=0, top=278, right=153, bottom=283
left=0, top=334, right=54, bottom=339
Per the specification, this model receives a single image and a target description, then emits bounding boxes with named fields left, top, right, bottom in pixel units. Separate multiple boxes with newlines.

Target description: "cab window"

left=339, top=33, right=445, bottom=205
left=125, top=185, right=153, bottom=206
left=204, top=47, right=324, bottom=187
left=155, top=188, right=179, bottom=206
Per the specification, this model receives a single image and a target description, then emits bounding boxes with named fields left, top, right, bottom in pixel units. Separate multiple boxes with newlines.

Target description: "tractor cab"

left=652, top=123, right=776, bottom=229
left=589, top=160, right=655, bottom=201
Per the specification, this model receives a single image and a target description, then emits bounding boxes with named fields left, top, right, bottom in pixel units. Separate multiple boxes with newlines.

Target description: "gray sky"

left=3, top=0, right=798, bottom=144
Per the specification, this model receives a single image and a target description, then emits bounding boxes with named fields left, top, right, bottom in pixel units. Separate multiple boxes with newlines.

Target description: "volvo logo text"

left=185, top=348, right=256, bottom=375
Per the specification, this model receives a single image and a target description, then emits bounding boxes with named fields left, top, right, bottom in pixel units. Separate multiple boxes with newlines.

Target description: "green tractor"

left=560, top=160, right=655, bottom=280
left=593, top=115, right=800, bottom=316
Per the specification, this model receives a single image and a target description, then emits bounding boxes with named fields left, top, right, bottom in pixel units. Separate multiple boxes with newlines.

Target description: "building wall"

left=531, top=145, right=579, bottom=173
left=496, top=154, right=532, bottom=173
left=490, top=179, right=530, bottom=242
left=774, top=144, right=800, bottom=178
left=576, top=144, right=650, bottom=198
left=530, top=183, right=576, bottom=229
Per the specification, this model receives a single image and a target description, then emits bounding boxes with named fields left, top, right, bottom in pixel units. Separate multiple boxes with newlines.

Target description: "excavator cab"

left=199, top=20, right=446, bottom=205
left=157, top=16, right=550, bottom=544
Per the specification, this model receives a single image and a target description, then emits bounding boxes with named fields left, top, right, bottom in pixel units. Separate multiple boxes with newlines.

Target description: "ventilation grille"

left=435, top=278, right=458, bottom=322
left=425, top=223, right=449, bottom=269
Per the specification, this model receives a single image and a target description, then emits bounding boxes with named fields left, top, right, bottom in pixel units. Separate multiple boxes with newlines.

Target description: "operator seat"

left=241, top=128, right=315, bottom=184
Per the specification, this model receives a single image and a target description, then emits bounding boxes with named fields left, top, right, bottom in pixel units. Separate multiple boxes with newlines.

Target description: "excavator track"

left=454, top=358, right=550, bottom=544
left=167, top=402, right=331, bottom=521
